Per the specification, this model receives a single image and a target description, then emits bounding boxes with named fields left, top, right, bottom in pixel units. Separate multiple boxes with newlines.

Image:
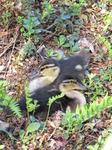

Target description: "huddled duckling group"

left=19, top=50, right=91, bottom=117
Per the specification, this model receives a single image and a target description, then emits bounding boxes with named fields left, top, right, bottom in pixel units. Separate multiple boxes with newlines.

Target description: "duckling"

left=28, top=58, right=60, bottom=93
left=28, top=50, right=90, bottom=93
left=56, top=75, right=86, bottom=112
left=19, top=75, right=86, bottom=116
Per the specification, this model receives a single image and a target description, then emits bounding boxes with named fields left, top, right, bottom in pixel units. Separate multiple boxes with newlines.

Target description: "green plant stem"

left=41, top=104, right=51, bottom=134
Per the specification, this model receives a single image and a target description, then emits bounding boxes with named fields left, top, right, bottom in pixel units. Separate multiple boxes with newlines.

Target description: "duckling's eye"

left=63, top=84, right=66, bottom=87
left=46, top=66, right=48, bottom=69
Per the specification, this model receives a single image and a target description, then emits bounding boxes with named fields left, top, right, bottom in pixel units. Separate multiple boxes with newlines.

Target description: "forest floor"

left=0, top=1, right=112, bottom=150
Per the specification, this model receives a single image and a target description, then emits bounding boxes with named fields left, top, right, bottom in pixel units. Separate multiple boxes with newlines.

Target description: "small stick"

left=46, top=19, right=58, bottom=30
left=5, top=26, right=20, bottom=75
left=0, top=42, right=14, bottom=58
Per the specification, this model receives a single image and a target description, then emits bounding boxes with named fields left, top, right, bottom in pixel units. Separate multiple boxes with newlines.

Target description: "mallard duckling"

left=28, top=58, right=60, bottom=93
left=29, top=51, right=90, bottom=93
left=19, top=75, right=86, bottom=116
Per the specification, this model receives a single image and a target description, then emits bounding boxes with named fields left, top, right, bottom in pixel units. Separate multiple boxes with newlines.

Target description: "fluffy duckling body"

left=29, top=51, right=90, bottom=93
left=19, top=75, right=86, bottom=116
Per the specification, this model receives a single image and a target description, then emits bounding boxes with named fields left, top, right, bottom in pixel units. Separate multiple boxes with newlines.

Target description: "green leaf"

left=42, top=11, right=47, bottom=19
left=59, top=35, right=66, bottom=46
left=33, top=20, right=40, bottom=26
left=46, top=48, right=54, bottom=58
left=20, top=130, right=25, bottom=140
left=26, top=122, right=40, bottom=135
left=23, top=32, right=29, bottom=37
left=63, top=43, right=71, bottom=48
left=87, top=145, right=94, bottom=150
left=17, top=16, right=23, bottom=24
left=57, top=52, right=62, bottom=60
left=54, top=36, right=59, bottom=45
left=94, top=144, right=99, bottom=150
left=35, top=29, right=41, bottom=34
left=98, top=135, right=102, bottom=143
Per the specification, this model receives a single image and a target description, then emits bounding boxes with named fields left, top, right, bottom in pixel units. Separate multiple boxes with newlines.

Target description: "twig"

left=0, top=42, right=8, bottom=46
left=43, top=30, right=57, bottom=41
left=0, top=41, right=14, bottom=58
left=0, top=71, right=12, bottom=75
left=41, top=29, right=52, bottom=34
left=5, top=26, right=20, bottom=74
left=46, top=19, right=58, bottom=30
left=36, top=45, right=46, bottom=61
left=48, top=127, right=57, bottom=141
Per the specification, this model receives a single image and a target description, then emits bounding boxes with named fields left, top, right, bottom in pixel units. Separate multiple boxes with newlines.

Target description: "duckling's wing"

left=58, top=56, right=84, bottom=80
left=78, top=50, right=91, bottom=70
left=58, top=51, right=90, bottom=80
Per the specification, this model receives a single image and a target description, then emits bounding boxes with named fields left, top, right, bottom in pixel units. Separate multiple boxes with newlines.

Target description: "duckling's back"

left=58, top=51, right=90, bottom=80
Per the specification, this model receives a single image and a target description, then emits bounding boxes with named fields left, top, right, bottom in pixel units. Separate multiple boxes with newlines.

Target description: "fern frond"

left=75, top=93, right=112, bottom=126
left=48, top=93, right=64, bottom=106
left=0, top=81, right=22, bottom=118
left=42, top=93, right=65, bottom=133
left=8, top=98, right=22, bottom=118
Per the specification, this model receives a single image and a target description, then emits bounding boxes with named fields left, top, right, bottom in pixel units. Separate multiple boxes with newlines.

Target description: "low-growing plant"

left=54, top=35, right=66, bottom=47
left=41, top=1, right=54, bottom=20
left=45, top=48, right=63, bottom=59
left=20, top=13, right=41, bottom=42
left=103, top=11, right=112, bottom=32
left=22, top=42, right=35, bottom=57
left=62, top=108, right=78, bottom=134
left=99, top=63, right=112, bottom=83
left=83, top=69, right=112, bottom=102
left=17, top=0, right=88, bottom=49
left=0, top=81, right=21, bottom=118
left=19, top=115, right=45, bottom=149
left=45, top=48, right=54, bottom=58
left=62, top=94, right=112, bottom=134
left=54, top=34, right=80, bottom=55
left=1, top=0, right=12, bottom=29
left=19, top=123, right=40, bottom=149
left=24, top=81, right=38, bottom=123
left=2, top=10, right=11, bottom=29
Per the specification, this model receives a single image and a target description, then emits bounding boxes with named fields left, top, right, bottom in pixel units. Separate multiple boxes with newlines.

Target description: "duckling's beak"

left=74, top=82, right=86, bottom=91
left=28, top=69, right=40, bottom=79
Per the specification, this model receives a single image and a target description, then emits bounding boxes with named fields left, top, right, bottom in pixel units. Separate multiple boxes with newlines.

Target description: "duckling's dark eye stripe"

left=40, top=64, right=56, bottom=71
left=63, top=79, right=76, bottom=84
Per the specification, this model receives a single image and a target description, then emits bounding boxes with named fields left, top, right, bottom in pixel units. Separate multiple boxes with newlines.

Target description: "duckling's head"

left=39, top=58, right=60, bottom=78
left=57, top=75, right=86, bottom=94
left=28, top=59, right=61, bottom=93
left=57, top=75, right=87, bottom=111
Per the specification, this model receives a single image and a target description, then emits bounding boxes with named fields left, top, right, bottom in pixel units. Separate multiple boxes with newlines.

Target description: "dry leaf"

left=79, top=38, right=95, bottom=53
left=0, top=66, right=5, bottom=71
left=79, top=14, right=88, bottom=24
